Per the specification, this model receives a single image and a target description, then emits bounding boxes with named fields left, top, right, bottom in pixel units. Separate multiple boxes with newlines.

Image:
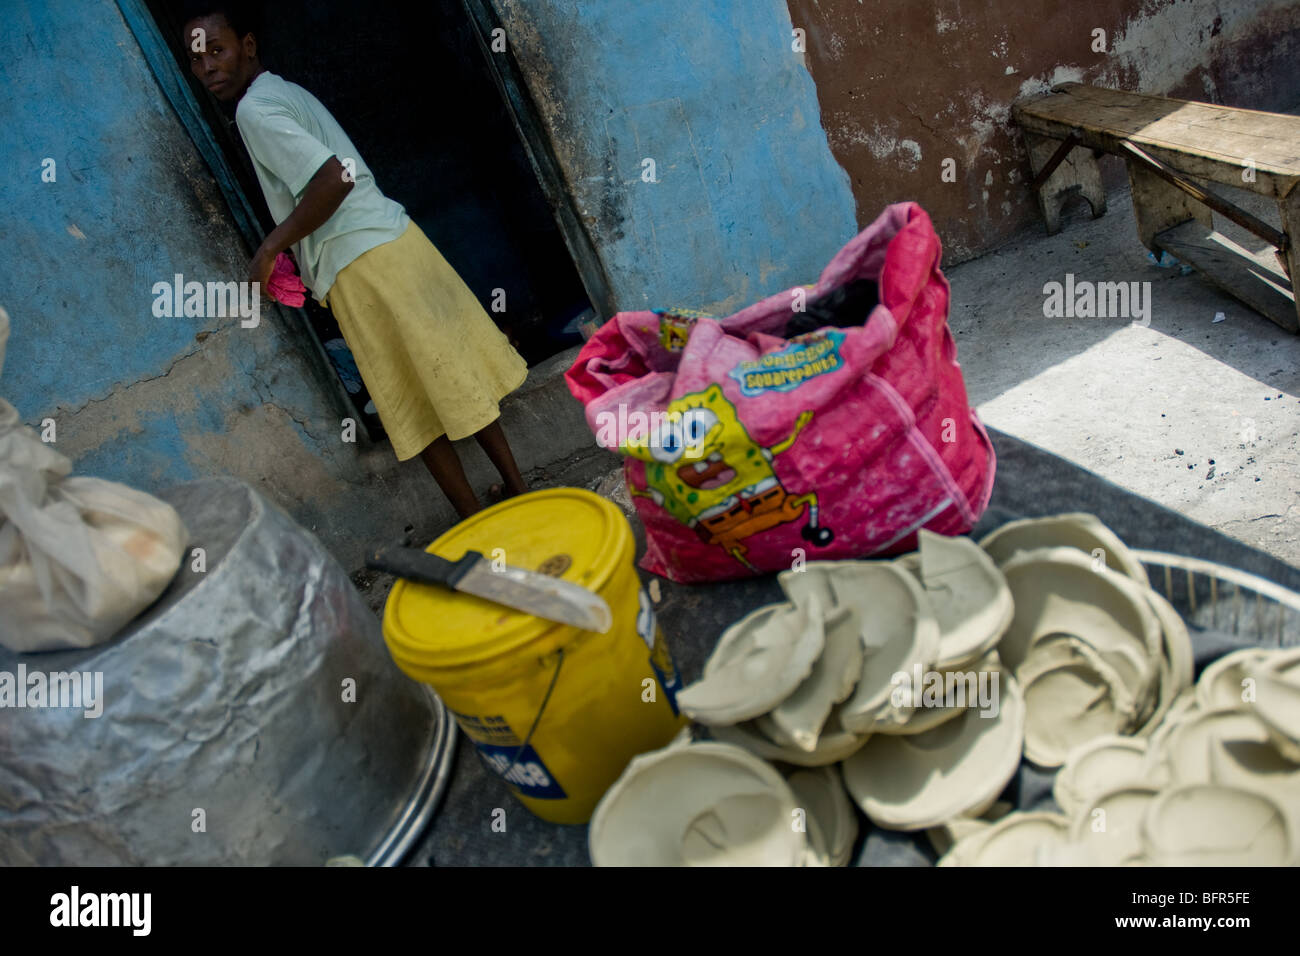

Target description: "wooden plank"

left=1014, top=84, right=1300, bottom=197
left=1017, top=114, right=1295, bottom=199
left=1016, top=84, right=1300, bottom=168
left=1154, top=221, right=1299, bottom=332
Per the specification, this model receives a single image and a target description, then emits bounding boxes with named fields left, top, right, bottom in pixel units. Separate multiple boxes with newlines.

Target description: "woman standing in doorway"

left=180, top=0, right=529, bottom=518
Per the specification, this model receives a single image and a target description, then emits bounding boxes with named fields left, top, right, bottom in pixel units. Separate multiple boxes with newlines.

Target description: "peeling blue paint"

left=70, top=411, right=197, bottom=491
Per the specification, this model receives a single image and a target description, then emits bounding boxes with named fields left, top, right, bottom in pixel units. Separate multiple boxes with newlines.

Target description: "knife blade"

left=367, top=545, right=613, bottom=634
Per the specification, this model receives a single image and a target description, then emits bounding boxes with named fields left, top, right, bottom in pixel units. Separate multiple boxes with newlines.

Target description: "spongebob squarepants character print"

left=653, top=308, right=714, bottom=353
left=621, top=384, right=833, bottom=571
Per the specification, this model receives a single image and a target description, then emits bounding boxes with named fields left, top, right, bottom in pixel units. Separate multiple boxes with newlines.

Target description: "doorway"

left=140, top=0, right=596, bottom=428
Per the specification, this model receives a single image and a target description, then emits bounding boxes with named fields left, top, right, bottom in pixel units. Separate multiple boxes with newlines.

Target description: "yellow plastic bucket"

left=382, top=488, right=687, bottom=824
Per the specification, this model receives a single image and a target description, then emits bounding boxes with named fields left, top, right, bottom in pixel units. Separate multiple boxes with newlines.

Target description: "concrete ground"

left=946, top=182, right=1300, bottom=569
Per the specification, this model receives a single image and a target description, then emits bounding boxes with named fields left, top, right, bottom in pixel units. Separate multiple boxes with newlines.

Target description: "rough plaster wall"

left=0, top=0, right=444, bottom=571
left=493, top=0, right=860, bottom=315
left=787, top=0, right=1300, bottom=263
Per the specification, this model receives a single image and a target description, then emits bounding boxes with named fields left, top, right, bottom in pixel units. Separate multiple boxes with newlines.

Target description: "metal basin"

left=0, top=477, right=455, bottom=865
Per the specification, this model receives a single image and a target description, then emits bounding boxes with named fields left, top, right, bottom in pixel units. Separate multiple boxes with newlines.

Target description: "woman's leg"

left=419, top=436, right=481, bottom=519
left=474, top=419, right=528, bottom=497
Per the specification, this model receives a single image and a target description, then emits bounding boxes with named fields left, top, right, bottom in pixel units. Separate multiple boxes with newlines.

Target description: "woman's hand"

left=250, top=158, right=353, bottom=298
left=249, top=245, right=277, bottom=295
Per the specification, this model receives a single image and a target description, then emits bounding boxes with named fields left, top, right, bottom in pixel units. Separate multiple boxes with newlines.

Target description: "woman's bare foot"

left=474, top=420, right=529, bottom=497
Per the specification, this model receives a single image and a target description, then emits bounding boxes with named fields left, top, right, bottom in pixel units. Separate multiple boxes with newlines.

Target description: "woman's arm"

left=248, top=156, right=354, bottom=289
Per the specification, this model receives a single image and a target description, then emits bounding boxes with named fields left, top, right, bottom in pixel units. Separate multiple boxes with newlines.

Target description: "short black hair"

left=178, top=0, right=261, bottom=41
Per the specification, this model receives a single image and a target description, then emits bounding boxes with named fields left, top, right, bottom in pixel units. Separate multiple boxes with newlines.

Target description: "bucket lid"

left=383, top=488, right=632, bottom=668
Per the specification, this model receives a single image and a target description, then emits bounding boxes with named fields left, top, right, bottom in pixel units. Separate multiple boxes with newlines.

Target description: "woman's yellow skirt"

left=324, top=222, right=529, bottom=460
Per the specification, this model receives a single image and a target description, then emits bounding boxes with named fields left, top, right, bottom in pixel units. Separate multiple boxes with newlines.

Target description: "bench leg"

left=1127, top=160, right=1212, bottom=251
left=1277, top=188, right=1299, bottom=281
left=1024, top=131, right=1107, bottom=235
left=1278, top=187, right=1300, bottom=331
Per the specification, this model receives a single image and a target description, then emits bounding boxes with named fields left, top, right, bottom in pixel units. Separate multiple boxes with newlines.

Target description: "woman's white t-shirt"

left=235, top=71, right=409, bottom=302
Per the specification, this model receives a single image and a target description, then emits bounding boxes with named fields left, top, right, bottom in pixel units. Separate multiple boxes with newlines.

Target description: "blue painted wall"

left=0, top=0, right=444, bottom=568
left=494, top=0, right=859, bottom=315
left=1, top=0, right=219, bottom=415
left=1, top=1, right=294, bottom=438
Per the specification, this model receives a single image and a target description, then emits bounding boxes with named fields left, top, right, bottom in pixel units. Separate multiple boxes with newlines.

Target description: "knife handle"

left=366, top=546, right=483, bottom=589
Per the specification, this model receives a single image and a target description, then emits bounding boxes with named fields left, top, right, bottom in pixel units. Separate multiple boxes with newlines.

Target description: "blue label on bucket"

left=476, top=743, right=567, bottom=799
left=638, top=588, right=682, bottom=716
left=651, top=657, right=682, bottom=717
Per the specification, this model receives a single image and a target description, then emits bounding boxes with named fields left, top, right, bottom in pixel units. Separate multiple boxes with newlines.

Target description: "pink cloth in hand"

left=267, top=253, right=307, bottom=307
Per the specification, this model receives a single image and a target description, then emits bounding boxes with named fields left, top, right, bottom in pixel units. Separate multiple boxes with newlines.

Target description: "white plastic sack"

left=0, top=306, right=187, bottom=652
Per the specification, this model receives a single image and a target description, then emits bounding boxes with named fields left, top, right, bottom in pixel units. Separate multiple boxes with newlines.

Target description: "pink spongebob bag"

left=565, top=203, right=996, bottom=583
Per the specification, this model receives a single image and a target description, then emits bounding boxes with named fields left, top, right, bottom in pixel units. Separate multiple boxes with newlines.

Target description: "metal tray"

left=0, top=478, right=455, bottom=866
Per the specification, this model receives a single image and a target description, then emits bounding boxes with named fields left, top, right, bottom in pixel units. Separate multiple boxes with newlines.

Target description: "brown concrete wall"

left=788, top=0, right=1300, bottom=263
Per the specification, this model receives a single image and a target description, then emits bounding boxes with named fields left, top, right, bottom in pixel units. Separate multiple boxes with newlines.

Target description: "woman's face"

left=185, top=14, right=257, bottom=102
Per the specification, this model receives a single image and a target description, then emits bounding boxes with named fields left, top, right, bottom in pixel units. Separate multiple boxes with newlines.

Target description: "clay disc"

left=678, top=600, right=825, bottom=726
left=898, top=530, right=1014, bottom=669
left=841, top=670, right=1025, bottom=830
left=1141, top=784, right=1295, bottom=866
left=939, top=811, right=1071, bottom=867
left=787, top=765, right=858, bottom=867
left=1054, top=735, right=1158, bottom=816
left=1018, top=638, right=1138, bottom=767
left=978, top=512, right=1150, bottom=586
left=712, top=704, right=870, bottom=768
left=1197, top=648, right=1275, bottom=712
left=1068, top=784, right=1160, bottom=867
left=589, top=741, right=804, bottom=867
left=999, top=547, right=1161, bottom=697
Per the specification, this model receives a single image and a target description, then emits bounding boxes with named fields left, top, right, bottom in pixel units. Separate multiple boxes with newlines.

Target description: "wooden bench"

left=1013, top=83, right=1300, bottom=332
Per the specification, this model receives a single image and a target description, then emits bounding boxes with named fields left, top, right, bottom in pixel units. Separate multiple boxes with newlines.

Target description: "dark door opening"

left=145, top=0, right=594, bottom=422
